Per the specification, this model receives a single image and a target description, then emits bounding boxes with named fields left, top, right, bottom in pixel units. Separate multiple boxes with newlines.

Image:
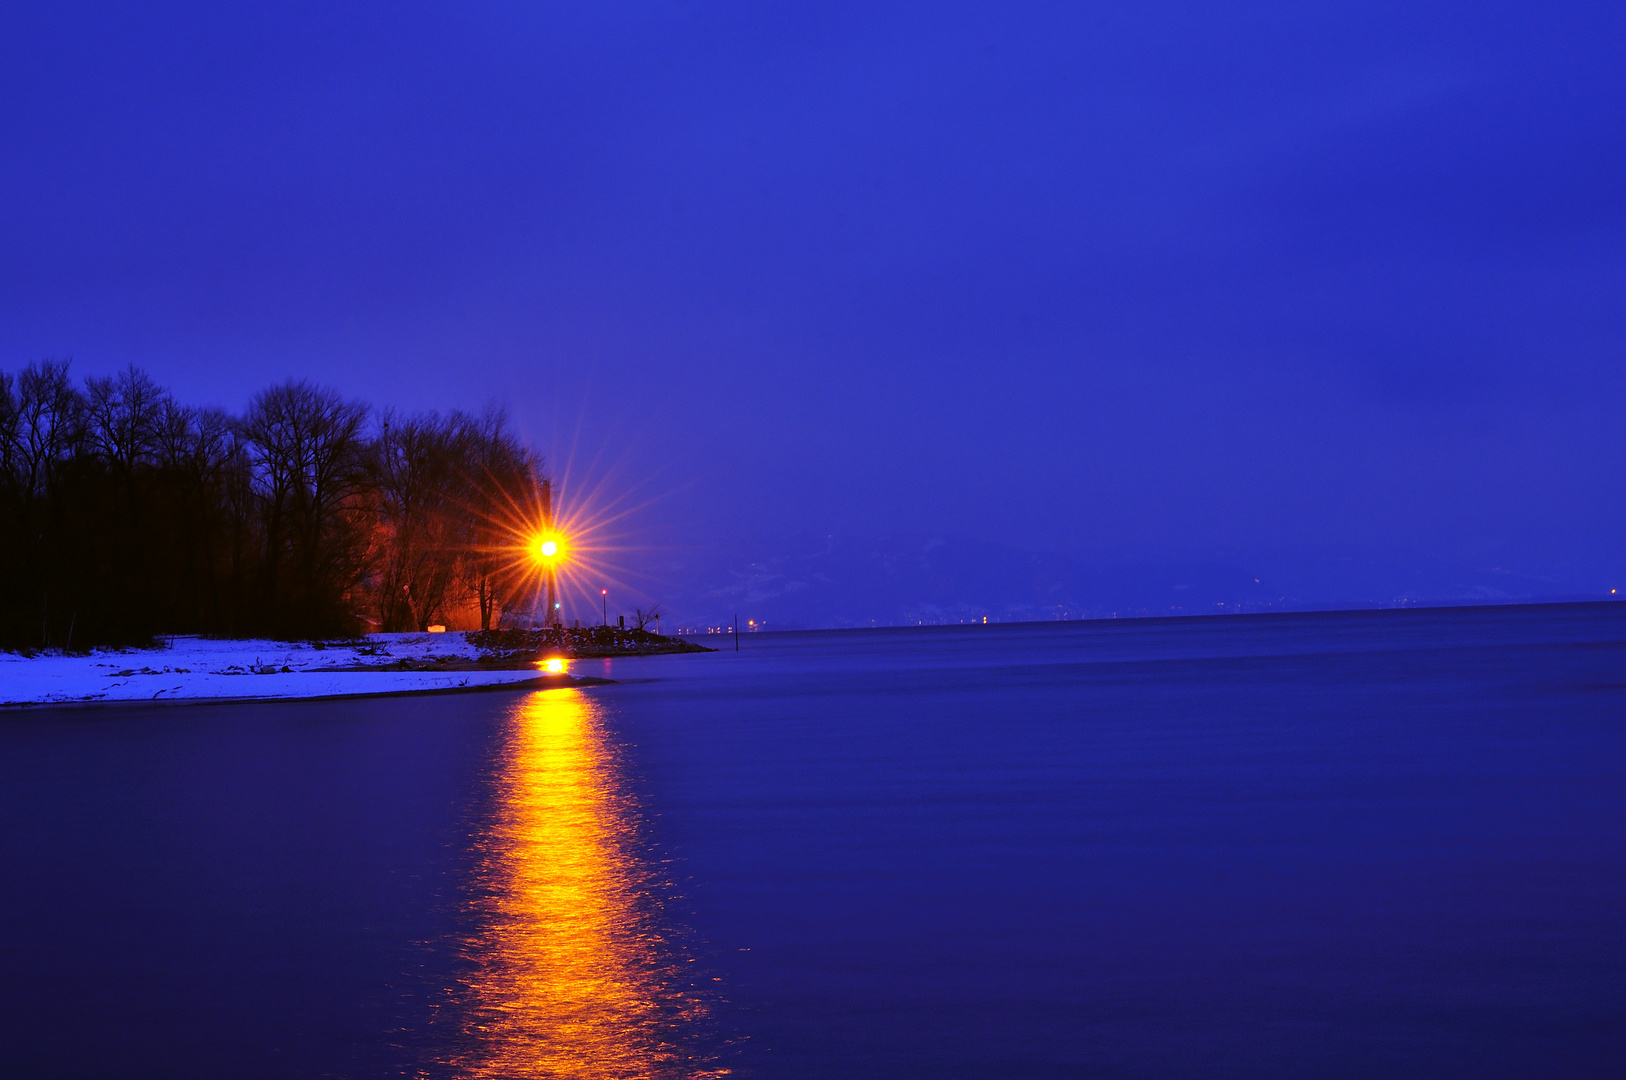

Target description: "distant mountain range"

left=648, top=536, right=1611, bottom=631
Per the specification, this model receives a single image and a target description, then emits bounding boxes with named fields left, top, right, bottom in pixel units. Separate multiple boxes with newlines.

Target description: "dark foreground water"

left=3, top=604, right=1624, bottom=1078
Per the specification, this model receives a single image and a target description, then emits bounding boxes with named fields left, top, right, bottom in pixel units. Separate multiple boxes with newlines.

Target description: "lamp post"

left=532, top=535, right=564, bottom=628
left=601, top=589, right=608, bottom=626
left=539, top=479, right=559, bottom=628
left=543, top=542, right=558, bottom=627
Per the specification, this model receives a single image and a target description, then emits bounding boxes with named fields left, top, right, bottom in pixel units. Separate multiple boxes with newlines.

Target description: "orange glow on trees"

left=0, top=358, right=666, bottom=646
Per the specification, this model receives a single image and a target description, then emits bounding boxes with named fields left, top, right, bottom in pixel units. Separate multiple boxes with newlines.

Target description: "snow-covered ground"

left=0, top=633, right=578, bottom=708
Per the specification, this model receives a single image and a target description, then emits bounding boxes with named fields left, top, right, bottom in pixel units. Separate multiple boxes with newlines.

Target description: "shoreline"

left=2, top=671, right=613, bottom=713
left=0, top=631, right=657, bottom=711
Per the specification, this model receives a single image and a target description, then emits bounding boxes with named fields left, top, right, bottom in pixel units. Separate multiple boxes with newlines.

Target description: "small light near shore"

left=542, top=657, right=566, bottom=674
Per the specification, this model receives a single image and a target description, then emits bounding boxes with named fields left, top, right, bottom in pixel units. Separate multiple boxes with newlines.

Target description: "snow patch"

left=0, top=633, right=563, bottom=708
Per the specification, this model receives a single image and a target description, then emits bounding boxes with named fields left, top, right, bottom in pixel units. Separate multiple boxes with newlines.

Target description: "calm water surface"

left=2, top=604, right=1624, bottom=1077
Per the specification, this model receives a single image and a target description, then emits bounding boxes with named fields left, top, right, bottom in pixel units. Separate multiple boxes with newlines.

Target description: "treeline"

left=0, top=360, right=545, bottom=649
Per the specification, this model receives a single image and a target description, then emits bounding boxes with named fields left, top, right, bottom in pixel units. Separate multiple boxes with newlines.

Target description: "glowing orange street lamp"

left=531, top=534, right=565, bottom=627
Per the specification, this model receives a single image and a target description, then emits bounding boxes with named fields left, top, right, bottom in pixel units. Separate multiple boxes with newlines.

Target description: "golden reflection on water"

left=455, top=689, right=718, bottom=1079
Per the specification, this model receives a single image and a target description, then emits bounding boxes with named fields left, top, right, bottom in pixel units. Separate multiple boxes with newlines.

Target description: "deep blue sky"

left=3, top=2, right=1623, bottom=612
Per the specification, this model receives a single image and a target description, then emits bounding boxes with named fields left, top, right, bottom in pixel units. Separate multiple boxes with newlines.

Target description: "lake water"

left=2, top=604, right=1624, bottom=1077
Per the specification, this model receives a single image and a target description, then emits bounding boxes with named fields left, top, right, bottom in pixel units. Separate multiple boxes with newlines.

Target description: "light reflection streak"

left=455, top=689, right=720, bottom=1078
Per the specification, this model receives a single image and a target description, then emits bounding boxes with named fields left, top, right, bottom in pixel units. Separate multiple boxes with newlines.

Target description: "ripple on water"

left=450, top=688, right=726, bottom=1080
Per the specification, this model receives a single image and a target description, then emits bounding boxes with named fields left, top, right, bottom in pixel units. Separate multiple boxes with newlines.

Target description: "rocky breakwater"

left=467, top=627, right=713, bottom=662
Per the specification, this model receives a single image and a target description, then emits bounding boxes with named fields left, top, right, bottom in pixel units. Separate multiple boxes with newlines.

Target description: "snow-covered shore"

left=0, top=633, right=587, bottom=709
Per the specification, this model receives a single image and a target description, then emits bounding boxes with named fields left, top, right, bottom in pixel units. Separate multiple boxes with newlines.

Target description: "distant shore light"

left=542, top=657, right=566, bottom=674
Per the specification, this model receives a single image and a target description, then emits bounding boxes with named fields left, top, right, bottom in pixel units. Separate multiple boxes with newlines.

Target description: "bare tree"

left=457, top=410, right=539, bottom=630
left=242, top=381, right=370, bottom=634
left=630, top=604, right=664, bottom=632
left=372, top=411, right=464, bottom=631
left=3, top=359, right=83, bottom=508
left=85, top=365, right=165, bottom=479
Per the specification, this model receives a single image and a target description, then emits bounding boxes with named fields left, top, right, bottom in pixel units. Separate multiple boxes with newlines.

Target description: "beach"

left=0, top=632, right=597, bottom=707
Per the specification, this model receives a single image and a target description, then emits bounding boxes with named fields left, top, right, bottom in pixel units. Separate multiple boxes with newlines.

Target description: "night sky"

left=3, top=2, right=1623, bottom=622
